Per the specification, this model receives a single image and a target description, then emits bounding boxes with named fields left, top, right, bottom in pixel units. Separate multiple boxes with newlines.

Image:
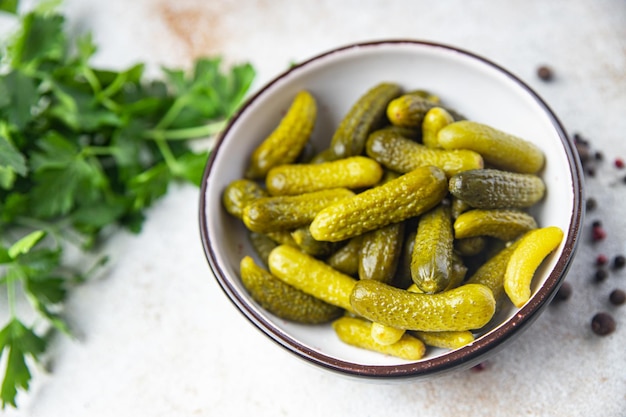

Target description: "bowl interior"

left=200, top=41, right=582, bottom=374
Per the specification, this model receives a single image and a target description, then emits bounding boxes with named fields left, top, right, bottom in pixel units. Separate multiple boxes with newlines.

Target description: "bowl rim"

left=198, top=39, right=585, bottom=378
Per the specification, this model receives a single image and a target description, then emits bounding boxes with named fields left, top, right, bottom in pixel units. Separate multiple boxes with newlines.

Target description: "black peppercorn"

left=594, top=269, right=608, bottom=283
left=591, top=312, right=616, bottom=336
left=537, top=65, right=553, bottom=81
left=609, top=289, right=626, bottom=306
left=612, top=255, right=625, bottom=270
left=586, top=198, right=597, bottom=211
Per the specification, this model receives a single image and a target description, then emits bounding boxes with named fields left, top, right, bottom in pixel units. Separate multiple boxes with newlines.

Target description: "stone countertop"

left=4, top=0, right=626, bottom=416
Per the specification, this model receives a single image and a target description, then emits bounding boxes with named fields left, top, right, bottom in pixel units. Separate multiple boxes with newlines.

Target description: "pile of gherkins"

left=222, top=83, right=563, bottom=360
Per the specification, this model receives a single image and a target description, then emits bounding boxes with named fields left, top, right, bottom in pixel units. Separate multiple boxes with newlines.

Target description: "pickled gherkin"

left=243, top=188, right=354, bottom=233
left=310, top=166, right=447, bottom=242
left=422, top=107, right=454, bottom=149
left=222, top=179, right=268, bottom=219
left=268, top=245, right=358, bottom=312
left=410, top=204, right=454, bottom=294
left=454, top=209, right=538, bottom=241
left=386, top=93, right=438, bottom=128
left=240, top=256, right=342, bottom=324
left=265, top=156, right=383, bottom=196
left=291, top=226, right=338, bottom=257
left=438, top=120, right=545, bottom=174
left=358, top=222, right=405, bottom=283
left=466, top=241, right=520, bottom=304
left=332, top=316, right=426, bottom=360
left=412, top=330, right=475, bottom=350
left=330, top=82, right=402, bottom=158
left=246, top=90, right=317, bottom=179
left=350, top=280, right=496, bottom=332
left=448, top=169, right=545, bottom=209
left=326, top=237, right=361, bottom=276
left=366, top=129, right=483, bottom=177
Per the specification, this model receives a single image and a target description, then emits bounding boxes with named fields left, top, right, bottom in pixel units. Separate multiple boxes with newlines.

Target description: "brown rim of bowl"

left=198, top=39, right=585, bottom=379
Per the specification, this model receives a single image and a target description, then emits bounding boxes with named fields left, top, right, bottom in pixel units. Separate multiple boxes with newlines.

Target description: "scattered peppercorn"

left=612, top=255, right=625, bottom=270
left=592, top=220, right=602, bottom=228
left=586, top=167, right=596, bottom=177
left=553, top=281, right=572, bottom=302
left=592, top=224, right=606, bottom=242
left=622, top=175, right=626, bottom=184
left=609, top=289, right=626, bottom=306
left=595, top=269, right=608, bottom=283
left=586, top=197, right=597, bottom=211
left=537, top=65, right=553, bottom=81
left=591, top=312, right=616, bottom=336
left=596, top=254, right=608, bottom=266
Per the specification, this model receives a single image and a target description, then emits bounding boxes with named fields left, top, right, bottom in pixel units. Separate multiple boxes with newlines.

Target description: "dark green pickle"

left=410, top=204, right=454, bottom=293
left=330, top=82, right=402, bottom=158
left=240, top=256, right=342, bottom=324
left=358, top=222, right=405, bottom=283
left=448, top=169, right=545, bottom=209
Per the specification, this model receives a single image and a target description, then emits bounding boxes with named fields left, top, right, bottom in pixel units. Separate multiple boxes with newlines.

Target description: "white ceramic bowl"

left=199, top=40, right=584, bottom=378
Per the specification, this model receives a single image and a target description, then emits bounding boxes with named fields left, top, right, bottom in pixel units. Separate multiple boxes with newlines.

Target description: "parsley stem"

left=155, top=95, right=189, bottom=130
left=143, top=120, right=226, bottom=141
left=82, top=66, right=102, bottom=94
left=154, top=138, right=180, bottom=174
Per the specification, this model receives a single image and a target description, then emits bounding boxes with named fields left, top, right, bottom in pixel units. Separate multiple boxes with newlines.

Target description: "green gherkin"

left=330, top=82, right=402, bottom=158
left=448, top=169, right=546, bottom=209
left=410, top=204, right=454, bottom=294
left=240, top=256, right=342, bottom=324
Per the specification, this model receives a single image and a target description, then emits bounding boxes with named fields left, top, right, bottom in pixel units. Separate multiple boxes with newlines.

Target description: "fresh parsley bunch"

left=0, top=1, right=255, bottom=408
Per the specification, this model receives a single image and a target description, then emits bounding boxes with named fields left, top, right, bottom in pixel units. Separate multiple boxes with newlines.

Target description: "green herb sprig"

left=0, top=1, right=255, bottom=408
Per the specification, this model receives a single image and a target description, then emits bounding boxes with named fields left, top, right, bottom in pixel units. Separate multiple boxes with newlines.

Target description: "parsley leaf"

left=0, top=1, right=255, bottom=408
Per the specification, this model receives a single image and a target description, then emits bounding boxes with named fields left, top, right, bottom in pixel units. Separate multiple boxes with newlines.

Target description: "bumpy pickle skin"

left=240, top=256, right=343, bottom=324
left=504, top=226, right=564, bottom=308
left=410, top=204, right=454, bottom=294
left=332, top=316, right=426, bottom=361
left=366, top=129, right=483, bottom=177
left=454, top=209, right=538, bottom=241
left=448, top=169, right=546, bottom=209
left=309, top=165, right=448, bottom=242
left=358, top=221, right=405, bottom=283
left=454, top=236, right=487, bottom=257
left=265, top=156, right=383, bottom=196
left=412, top=330, right=475, bottom=350
left=248, top=232, right=278, bottom=265
left=330, top=82, right=402, bottom=158
left=370, top=322, right=406, bottom=346
left=222, top=179, right=268, bottom=219
left=350, top=280, right=496, bottom=332
left=386, top=93, right=438, bottom=128
left=246, top=90, right=317, bottom=179
left=466, top=241, right=520, bottom=305
left=242, top=188, right=354, bottom=233
left=437, top=120, right=545, bottom=174
left=268, top=245, right=358, bottom=312
left=422, top=107, right=455, bottom=149
left=291, top=226, right=338, bottom=257
left=326, top=237, right=361, bottom=276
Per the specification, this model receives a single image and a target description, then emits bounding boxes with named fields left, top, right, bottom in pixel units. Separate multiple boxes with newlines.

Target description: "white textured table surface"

left=4, top=1, right=626, bottom=416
